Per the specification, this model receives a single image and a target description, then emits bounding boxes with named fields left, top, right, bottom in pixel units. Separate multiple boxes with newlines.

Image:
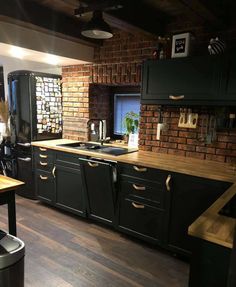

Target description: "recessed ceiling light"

left=9, top=46, right=27, bottom=59
left=45, top=54, right=59, bottom=65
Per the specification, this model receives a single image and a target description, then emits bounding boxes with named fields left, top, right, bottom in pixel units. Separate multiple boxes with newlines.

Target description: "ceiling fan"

left=74, top=0, right=123, bottom=39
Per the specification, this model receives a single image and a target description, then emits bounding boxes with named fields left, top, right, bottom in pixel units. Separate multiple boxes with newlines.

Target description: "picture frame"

left=171, top=32, right=191, bottom=58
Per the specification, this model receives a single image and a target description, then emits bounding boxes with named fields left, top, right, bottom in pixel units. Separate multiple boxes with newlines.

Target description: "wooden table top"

left=32, top=138, right=236, bottom=248
left=0, top=175, right=24, bottom=193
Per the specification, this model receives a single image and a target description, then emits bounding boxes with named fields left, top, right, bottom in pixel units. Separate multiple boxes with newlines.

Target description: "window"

left=114, top=93, right=140, bottom=135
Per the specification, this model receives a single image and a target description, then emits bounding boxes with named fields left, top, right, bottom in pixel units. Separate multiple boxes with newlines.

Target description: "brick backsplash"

left=139, top=105, right=236, bottom=163
left=62, top=29, right=236, bottom=163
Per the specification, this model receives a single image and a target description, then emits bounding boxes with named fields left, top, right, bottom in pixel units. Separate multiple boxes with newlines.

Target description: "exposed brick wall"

left=62, top=29, right=236, bottom=163
left=62, top=30, right=157, bottom=140
left=139, top=105, right=236, bottom=163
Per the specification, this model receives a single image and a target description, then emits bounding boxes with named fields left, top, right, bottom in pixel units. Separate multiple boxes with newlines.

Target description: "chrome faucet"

left=87, top=119, right=105, bottom=145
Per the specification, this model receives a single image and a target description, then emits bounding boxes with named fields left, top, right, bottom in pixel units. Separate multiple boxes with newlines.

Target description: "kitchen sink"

left=57, top=142, right=138, bottom=156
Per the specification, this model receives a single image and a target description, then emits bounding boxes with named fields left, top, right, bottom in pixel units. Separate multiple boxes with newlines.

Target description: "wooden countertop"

left=189, top=183, right=236, bottom=249
left=32, top=139, right=236, bottom=248
left=32, top=139, right=236, bottom=183
left=0, top=175, right=24, bottom=193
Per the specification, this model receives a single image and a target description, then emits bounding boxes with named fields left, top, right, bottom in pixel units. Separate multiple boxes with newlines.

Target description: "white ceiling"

left=0, top=42, right=90, bottom=66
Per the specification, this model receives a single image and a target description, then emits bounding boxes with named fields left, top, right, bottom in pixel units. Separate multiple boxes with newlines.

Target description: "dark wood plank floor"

left=0, top=196, right=189, bottom=287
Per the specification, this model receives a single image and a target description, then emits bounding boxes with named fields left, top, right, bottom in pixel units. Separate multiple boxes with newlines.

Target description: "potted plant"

left=123, top=111, right=139, bottom=142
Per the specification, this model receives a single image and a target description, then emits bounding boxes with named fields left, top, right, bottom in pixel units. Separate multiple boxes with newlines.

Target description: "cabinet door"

left=142, top=55, right=222, bottom=104
left=117, top=195, right=164, bottom=244
left=35, top=170, right=55, bottom=204
left=223, top=54, right=236, bottom=101
left=168, top=174, right=231, bottom=255
left=55, top=164, right=86, bottom=217
left=79, top=158, right=116, bottom=225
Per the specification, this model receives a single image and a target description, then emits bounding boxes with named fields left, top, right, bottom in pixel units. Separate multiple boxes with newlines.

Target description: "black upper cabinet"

left=223, top=54, right=236, bottom=101
left=141, top=55, right=223, bottom=105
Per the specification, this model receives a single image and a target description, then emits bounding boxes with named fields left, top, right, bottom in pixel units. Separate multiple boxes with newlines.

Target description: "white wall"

left=0, top=55, right=62, bottom=99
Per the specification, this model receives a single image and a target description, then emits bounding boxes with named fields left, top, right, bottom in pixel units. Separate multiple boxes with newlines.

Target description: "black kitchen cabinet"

left=79, top=158, right=117, bottom=225
left=117, top=163, right=170, bottom=244
left=35, top=169, right=55, bottom=204
left=55, top=152, right=86, bottom=217
left=34, top=147, right=55, bottom=204
left=168, top=174, right=231, bottom=255
left=189, top=237, right=231, bottom=287
left=223, top=54, right=236, bottom=101
left=34, top=148, right=86, bottom=217
left=141, top=55, right=223, bottom=105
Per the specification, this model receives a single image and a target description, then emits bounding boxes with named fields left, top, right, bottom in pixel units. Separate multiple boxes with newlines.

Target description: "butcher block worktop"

left=32, top=139, right=236, bottom=182
left=32, top=139, right=236, bottom=248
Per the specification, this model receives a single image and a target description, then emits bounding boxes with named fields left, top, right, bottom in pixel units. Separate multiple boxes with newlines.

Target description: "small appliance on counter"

left=8, top=70, right=62, bottom=199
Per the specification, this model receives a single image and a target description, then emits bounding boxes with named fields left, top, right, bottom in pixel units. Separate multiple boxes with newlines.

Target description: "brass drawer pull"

left=39, top=175, right=48, bottom=180
left=52, top=166, right=56, bottom=178
left=39, top=154, right=48, bottom=159
left=133, top=166, right=147, bottom=172
left=166, top=174, right=172, bottom=191
left=132, top=202, right=145, bottom=209
left=169, top=95, right=185, bottom=100
left=39, top=147, right=47, bottom=151
left=88, top=162, right=99, bottom=168
left=40, top=161, right=48, bottom=166
left=132, top=184, right=146, bottom=191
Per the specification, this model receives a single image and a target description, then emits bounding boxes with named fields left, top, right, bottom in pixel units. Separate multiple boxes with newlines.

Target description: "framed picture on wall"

left=171, top=32, right=191, bottom=58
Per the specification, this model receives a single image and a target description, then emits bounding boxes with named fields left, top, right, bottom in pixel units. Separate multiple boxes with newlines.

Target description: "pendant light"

left=81, top=10, right=113, bottom=39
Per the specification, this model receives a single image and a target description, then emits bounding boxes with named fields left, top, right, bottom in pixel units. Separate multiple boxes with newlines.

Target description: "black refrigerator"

left=8, top=70, right=62, bottom=199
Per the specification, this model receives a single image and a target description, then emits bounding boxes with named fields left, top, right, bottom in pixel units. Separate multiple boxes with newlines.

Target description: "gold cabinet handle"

left=133, top=166, right=147, bottom=172
left=132, top=183, right=146, bottom=191
left=39, top=147, right=47, bottom=151
left=39, top=154, right=48, bottom=158
left=132, top=202, right=145, bottom=209
left=40, top=161, right=48, bottom=166
left=39, top=175, right=48, bottom=180
left=52, top=166, right=56, bottom=178
left=166, top=174, right=171, bottom=191
left=88, top=162, right=99, bottom=168
left=169, top=95, right=185, bottom=100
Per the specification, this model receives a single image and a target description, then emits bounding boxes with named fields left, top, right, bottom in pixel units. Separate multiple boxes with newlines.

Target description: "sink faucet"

left=87, top=119, right=105, bottom=145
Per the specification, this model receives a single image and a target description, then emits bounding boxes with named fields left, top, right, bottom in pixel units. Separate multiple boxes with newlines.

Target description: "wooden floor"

left=0, top=196, right=189, bottom=287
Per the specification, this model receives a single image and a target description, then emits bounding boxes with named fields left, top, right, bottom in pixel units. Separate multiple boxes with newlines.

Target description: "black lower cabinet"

left=168, top=174, right=231, bottom=255
left=35, top=170, right=55, bottom=204
left=79, top=158, right=116, bottom=225
left=55, top=164, right=86, bottom=216
left=189, top=237, right=231, bottom=287
left=118, top=195, right=164, bottom=244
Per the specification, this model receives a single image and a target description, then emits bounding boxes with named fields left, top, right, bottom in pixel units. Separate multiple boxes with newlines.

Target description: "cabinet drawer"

left=119, top=163, right=168, bottom=182
left=34, top=150, right=54, bottom=171
left=35, top=158, right=53, bottom=171
left=56, top=152, right=83, bottom=169
left=120, top=178, right=164, bottom=208
left=118, top=197, right=163, bottom=242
